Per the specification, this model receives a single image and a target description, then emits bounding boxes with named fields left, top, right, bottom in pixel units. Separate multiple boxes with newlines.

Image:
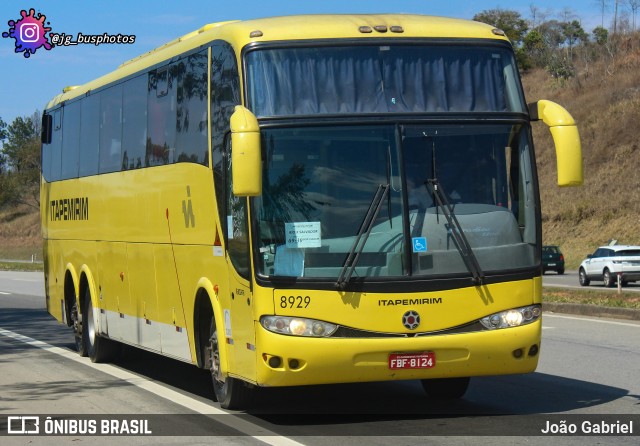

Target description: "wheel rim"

left=86, top=300, right=96, bottom=349
left=208, top=324, right=227, bottom=394
left=71, top=302, right=81, bottom=336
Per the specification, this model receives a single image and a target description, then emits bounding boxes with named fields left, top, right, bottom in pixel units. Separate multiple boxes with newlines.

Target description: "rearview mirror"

left=230, top=105, right=262, bottom=196
left=529, top=100, right=583, bottom=187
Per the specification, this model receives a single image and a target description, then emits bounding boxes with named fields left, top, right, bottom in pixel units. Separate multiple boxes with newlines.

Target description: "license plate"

left=547, top=263, right=556, bottom=266
left=389, top=352, right=436, bottom=370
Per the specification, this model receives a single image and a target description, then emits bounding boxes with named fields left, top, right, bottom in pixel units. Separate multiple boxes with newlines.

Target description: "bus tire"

left=421, top=377, right=470, bottom=399
left=71, top=299, right=87, bottom=357
left=84, top=288, right=118, bottom=363
left=207, top=317, right=252, bottom=410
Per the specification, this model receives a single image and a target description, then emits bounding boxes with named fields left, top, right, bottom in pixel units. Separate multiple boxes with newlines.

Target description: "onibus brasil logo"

left=2, top=8, right=52, bottom=58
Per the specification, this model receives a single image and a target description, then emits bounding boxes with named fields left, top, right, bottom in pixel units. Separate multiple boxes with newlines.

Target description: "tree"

left=473, top=9, right=529, bottom=46
left=474, top=9, right=529, bottom=69
left=628, top=0, right=640, bottom=30
left=562, top=20, right=589, bottom=58
left=593, top=25, right=609, bottom=44
left=0, top=116, right=7, bottom=174
left=594, top=0, right=611, bottom=27
left=0, top=112, right=41, bottom=209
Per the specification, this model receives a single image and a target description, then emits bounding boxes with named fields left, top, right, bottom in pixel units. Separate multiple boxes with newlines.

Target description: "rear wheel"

left=421, top=377, right=470, bottom=399
left=84, top=288, right=118, bottom=363
left=71, top=300, right=87, bottom=357
left=603, top=268, right=615, bottom=288
left=206, top=316, right=252, bottom=410
left=578, top=268, right=590, bottom=286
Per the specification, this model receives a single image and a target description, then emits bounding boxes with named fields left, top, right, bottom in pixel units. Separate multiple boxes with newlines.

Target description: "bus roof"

left=45, top=14, right=509, bottom=109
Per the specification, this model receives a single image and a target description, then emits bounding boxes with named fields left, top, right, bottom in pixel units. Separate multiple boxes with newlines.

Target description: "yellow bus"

left=41, top=14, right=582, bottom=409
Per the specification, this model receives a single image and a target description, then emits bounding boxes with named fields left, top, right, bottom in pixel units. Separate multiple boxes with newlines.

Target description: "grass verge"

left=543, top=287, right=640, bottom=310
left=0, top=261, right=44, bottom=272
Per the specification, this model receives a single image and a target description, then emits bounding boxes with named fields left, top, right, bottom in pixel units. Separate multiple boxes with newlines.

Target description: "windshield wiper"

left=425, top=178, right=485, bottom=286
left=336, top=184, right=390, bottom=290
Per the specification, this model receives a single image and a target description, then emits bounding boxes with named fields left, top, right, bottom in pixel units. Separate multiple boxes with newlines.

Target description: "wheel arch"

left=63, top=263, right=79, bottom=327
left=193, top=278, right=229, bottom=375
left=78, top=265, right=99, bottom=326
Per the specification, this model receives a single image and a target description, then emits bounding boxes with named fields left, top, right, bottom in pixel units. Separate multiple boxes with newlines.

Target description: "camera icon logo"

left=20, top=23, right=40, bottom=42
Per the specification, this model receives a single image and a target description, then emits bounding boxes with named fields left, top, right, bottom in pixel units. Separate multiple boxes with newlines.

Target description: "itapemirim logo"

left=2, top=8, right=136, bottom=59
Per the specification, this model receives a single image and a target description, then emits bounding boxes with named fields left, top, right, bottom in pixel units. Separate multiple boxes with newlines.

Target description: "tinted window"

left=99, top=84, right=123, bottom=173
left=61, top=101, right=81, bottom=179
left=618, top=249, right=640, bottom=257
left=49, top=108, right=63, bottom=181
left=211, top=42, right=241, bottom=236
left=176, top=49, right=209, bottom=164
left=147, top=66, right=176, bottom=166
left=246, top=45, right=525, bottom=117
left=79, top=94, right=100, bottom=177
left=41, top=109, right=59, bottom=182
left=122, top=75, right=147, bottom=170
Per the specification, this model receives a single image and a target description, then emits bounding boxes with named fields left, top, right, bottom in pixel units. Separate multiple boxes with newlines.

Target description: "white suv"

left=579, top=245, right=640, bottom=287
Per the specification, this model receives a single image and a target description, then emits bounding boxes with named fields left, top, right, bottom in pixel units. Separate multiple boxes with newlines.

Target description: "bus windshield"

left=253, top=123, right=538, bottom=281
left=246, top=43, right=526, bottom=117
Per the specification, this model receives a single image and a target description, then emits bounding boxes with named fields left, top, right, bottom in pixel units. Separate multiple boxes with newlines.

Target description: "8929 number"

left=280, top=295, right=311, bottom=309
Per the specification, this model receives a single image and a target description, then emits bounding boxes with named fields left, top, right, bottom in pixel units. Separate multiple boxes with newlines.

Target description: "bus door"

left=225, top=188, right=257, bottom=379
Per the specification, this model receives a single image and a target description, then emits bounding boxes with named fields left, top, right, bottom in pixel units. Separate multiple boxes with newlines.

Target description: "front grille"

left=331, top=321, right=485, bottom=338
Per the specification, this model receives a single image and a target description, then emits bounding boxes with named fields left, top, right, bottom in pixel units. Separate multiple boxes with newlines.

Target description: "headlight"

left=261, top=316, right=338, bottom=337
left=479, top=305, right=541, bottom=330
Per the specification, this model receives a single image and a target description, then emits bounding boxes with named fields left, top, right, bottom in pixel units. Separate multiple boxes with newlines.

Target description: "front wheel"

left=578, top=268, right=590, bottom=286
left=207, top=317, right=252, bottom=410
left=421, top=377, right=470, bottom=399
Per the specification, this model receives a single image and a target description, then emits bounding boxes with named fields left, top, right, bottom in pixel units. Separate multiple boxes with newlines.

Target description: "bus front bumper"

left=252, top=319, right=541, bottom=387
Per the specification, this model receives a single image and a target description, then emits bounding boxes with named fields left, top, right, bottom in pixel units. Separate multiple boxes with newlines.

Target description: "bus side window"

left=79, top=94, right=100, bottom=177
left=211, top=41, right=242, bottom=247
left=175, top=49, right=208, bottom=165
left=61, top=101, right=81, bottom=179
left=98, top=84, right=123, bottom=174
left=226, top=138, right=250, bottom=278
left=122, top=75, right=147, bottom=170
left=48, top=108, right=63, bottom=181
left=147, top=66, right=177, bottom=166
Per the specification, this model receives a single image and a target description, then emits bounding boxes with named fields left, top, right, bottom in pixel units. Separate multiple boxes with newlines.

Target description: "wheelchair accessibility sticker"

left=412, top=237, right=427, bottom=253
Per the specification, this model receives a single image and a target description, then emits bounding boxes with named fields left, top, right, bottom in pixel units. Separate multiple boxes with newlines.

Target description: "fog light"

left=513, top=348, right=523, bottom=358
left=289, top=359, right=300, bottom=369
left=268, top=356, right=282, bottom=368
left=528, top=344, right=539, bottom=357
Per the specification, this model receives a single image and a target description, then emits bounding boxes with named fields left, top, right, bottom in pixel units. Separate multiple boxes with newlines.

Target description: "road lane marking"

left=544, top=313, right=640, bottom=328
left=0, top=327, right=305, bottom=446
left=0, top=291, right=11, bottom=295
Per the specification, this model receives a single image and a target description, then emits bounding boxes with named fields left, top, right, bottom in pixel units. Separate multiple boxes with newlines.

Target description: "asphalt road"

left=0, top=272, right=639, bottom=445
left=543, top=270, right=640, bottom=292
